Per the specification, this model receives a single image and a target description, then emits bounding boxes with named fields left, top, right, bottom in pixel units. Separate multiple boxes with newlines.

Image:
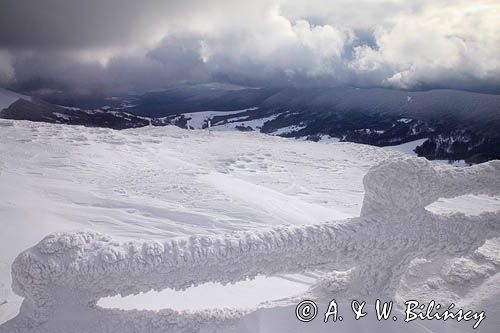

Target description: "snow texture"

left=2, top=157, right=499, bottom=332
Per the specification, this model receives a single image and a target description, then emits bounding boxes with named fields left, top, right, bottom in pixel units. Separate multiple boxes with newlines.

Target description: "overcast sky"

left=0, top=0, right=499, bottom=95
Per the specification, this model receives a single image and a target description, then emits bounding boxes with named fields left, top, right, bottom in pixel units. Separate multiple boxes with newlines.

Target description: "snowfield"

left=0, top=120, right=499, bottom=332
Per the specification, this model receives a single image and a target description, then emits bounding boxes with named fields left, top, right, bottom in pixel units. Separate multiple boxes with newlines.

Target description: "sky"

left=0, top=0, right=499, bottom=96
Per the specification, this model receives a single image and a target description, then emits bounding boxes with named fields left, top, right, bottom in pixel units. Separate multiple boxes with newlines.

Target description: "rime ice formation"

left=1, top=157, right=499, bottom=333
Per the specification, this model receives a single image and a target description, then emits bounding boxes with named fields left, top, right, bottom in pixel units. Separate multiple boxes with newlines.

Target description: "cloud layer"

left=1, top=0, right=499, bottom=95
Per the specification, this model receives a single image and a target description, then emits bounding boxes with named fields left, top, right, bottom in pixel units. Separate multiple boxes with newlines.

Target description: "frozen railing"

left=1, top=157, right=499, bottom=333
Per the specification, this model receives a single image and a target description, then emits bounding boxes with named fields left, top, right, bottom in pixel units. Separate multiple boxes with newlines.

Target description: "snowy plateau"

left=0, top=118, right=499, bottom=333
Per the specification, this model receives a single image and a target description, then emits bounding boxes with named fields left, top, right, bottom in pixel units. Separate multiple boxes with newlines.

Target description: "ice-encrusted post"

left=2, top=157, right=499, bottom=333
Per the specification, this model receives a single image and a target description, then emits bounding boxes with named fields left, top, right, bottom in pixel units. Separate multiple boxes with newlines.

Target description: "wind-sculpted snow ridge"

left=2, top=157, right=499, bottom=333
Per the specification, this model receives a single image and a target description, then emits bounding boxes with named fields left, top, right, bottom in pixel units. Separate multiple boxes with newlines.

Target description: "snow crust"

left=2, top=153, right=499, bottom=332
left=388, top=138, right=427, bottom=155
left=0, top=120, right=405, bottom=327
left=0, top=121, right=499, bottom=332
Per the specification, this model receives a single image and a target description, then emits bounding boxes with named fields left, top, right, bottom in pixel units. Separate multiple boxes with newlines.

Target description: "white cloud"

left=350, top=0, right=500, bottom=89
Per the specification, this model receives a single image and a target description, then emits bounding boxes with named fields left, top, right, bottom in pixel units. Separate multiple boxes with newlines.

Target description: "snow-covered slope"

left=0, top=88, right=30, bottom=111
left=0, top=120, right=499, bottom=332
left=0, top=120, right=400, bottom=324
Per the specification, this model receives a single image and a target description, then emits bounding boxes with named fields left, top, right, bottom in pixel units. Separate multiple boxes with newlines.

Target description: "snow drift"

left=1, top=157, right=499, bottom=332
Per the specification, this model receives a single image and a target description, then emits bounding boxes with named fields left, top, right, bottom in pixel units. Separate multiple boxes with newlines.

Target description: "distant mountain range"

left=1, top=85, right=499, bottom=164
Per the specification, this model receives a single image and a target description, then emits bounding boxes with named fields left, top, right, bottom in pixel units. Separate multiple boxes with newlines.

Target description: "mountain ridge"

left=1, top=86, right=499, bottom=163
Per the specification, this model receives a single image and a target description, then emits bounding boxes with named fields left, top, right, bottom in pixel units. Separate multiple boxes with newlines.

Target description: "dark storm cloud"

left=0, top=0, right=499, bottom=95
left=8, top=36, right=211, bottom=95
left=0, top=0, right=193, bottom=49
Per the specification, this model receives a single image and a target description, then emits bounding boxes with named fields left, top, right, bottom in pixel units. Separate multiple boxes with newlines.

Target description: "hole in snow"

left=97, top=274, right=314, bottom=311
left=426, top=194, right=500, bottom=216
